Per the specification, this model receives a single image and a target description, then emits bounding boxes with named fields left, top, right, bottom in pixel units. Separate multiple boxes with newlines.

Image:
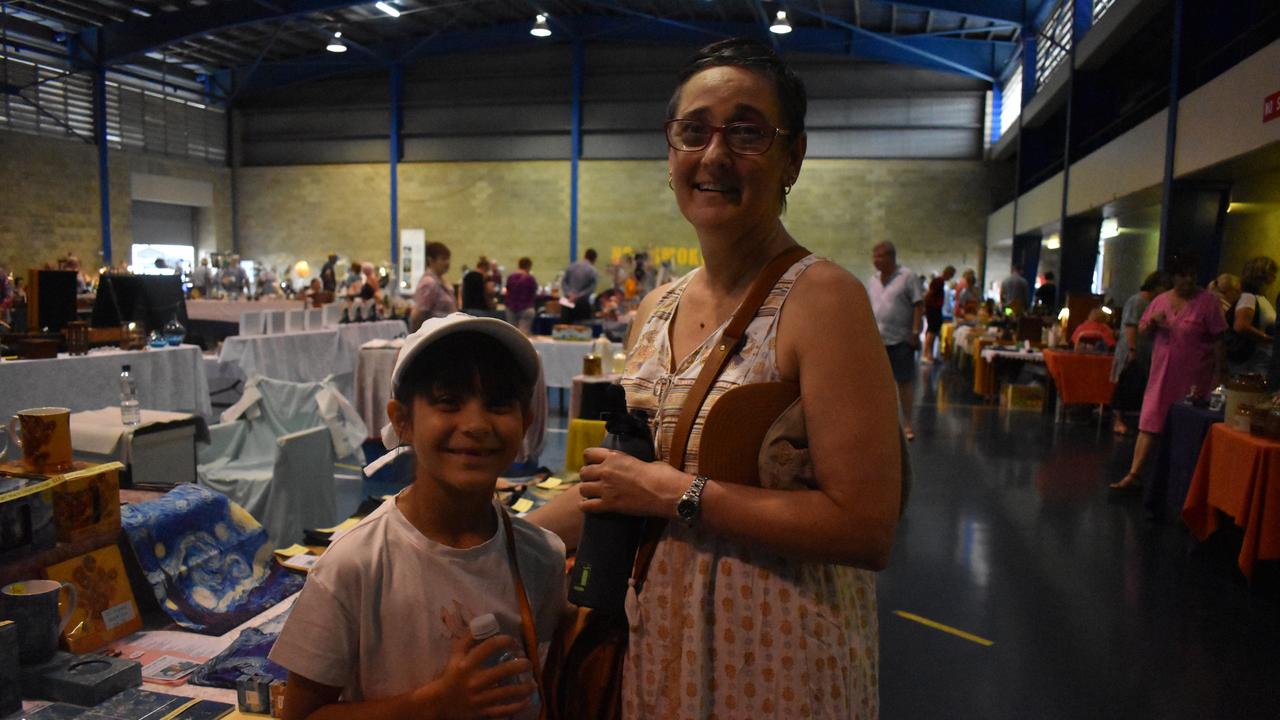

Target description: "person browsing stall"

left=869, top=241, right=924, bottom=441
left=271, top=314, right=569, bottom=720
left=530, top=38, right=902, bottom=719
left=410, top=242, right=458, bottom=332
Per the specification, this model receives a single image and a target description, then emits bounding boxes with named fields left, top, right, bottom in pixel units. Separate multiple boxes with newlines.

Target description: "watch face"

left=677, top=497, right=697, bottom=522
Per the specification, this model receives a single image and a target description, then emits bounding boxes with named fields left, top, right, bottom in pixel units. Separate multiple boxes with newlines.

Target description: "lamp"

left=770, top=10, right=793, bottom=34
left=375, top=1, right=400, bottom=17
left=294, top=261, right=311, bottom=278
left=326, top=31, right=347, bottom=53
left=530, top=14, right=552, bottom=37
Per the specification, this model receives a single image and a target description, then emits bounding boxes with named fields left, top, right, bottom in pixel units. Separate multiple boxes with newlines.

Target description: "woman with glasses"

left=533, top=38, right=901, bottom=719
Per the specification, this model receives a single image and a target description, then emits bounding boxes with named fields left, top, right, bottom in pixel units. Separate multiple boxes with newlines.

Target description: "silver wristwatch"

left=676, top=475, right=709, bottom=526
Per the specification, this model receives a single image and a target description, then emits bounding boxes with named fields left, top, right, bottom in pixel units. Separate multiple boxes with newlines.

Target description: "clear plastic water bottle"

left=468, top=613, right=538, bottom=712
left=120, top=364, right=141, bottom=426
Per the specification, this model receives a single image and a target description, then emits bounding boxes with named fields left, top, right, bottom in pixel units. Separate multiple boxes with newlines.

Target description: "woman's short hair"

left=426, top=242, right=450, bottom=260
left=1240, top=256, right=1278, bottom=293
left=667, top=38, right=807, bottom=136
left=1139, top=270, right=1171, bottom=293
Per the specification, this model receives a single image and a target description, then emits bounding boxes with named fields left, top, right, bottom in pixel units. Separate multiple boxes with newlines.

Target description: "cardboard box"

left=45, top=544, right=143, bottom=653
left=1003, top=383, right=1045, bottom=411
left=0, top=473, right=57, bottom=563
left=50, top=462, right=123, bottom=544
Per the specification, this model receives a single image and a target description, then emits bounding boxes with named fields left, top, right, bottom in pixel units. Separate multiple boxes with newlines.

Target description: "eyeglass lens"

left=668, top=120, right=774, bottom=154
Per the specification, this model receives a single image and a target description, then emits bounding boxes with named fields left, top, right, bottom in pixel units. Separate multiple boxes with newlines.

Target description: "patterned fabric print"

left=120, top=485, right=304, bottom=635
left=620, top=254, right=881, bottom=720
left=190, top=599, right=295, bottom=688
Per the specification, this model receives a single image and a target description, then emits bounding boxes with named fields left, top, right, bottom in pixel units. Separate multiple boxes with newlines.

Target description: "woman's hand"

left=578, top=448, right=689, bottom=519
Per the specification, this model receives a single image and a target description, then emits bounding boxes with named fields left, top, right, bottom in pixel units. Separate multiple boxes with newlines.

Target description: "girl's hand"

left=421, top=634, right=535, bottom=720
left=578, top=448, right=688, bottom=519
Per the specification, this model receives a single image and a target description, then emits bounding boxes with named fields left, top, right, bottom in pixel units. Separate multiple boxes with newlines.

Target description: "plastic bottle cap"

left=469, top=613, right=500, bottom=640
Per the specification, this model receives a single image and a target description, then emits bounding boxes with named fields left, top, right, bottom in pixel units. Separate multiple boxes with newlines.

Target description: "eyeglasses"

left=664, top=119, right=789, bottom=155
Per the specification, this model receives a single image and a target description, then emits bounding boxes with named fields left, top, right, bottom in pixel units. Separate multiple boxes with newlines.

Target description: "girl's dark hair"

left=393, top=332, right=534, bottom=415
left=667, top=38, right=807, bottom=137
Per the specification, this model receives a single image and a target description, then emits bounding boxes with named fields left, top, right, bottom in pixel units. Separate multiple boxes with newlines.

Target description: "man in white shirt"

left=1000, top=263, right=1030, bottom=316
left=867, top=241, right=923, bottom=440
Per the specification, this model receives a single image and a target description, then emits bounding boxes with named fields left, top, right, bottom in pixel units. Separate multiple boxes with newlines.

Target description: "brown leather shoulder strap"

left=500, top=508, right=546, bottom=720
left=632, top=244, right=811, bottom=587
left=665, top=244, right=811, bottom=470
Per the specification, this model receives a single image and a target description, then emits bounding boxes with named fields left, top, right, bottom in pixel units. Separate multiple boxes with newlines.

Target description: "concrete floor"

left=337, top=365, right=1280, bottom=718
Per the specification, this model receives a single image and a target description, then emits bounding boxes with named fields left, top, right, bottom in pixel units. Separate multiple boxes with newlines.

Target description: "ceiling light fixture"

left=530, top=14, right=552, bottom=37
left=375, top=2, right=400, bottom=17
left=770, top=10, right=793, bottom=34
left=326, top=31, right=348, bottom=53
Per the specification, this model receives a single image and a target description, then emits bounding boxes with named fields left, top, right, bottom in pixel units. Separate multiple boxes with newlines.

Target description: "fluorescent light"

left=326, top=31, right=347, bottom=53
left=770, top=10, right=793, bottom=34
left=1043, top=233, right=1061, bottom=250
left=531, top=14, right=552, bottom=37
left=1100, top=217, right=1119, bottom=238
left=375, top=2, right=400, bottom=17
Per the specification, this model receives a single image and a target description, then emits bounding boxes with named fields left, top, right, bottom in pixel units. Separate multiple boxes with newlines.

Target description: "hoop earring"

left=667, top=172, right=674, bottom=191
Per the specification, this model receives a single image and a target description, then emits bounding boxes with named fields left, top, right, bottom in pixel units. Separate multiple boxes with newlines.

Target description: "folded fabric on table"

left=189, top=599, right=295, bottom=688
left=120, top=484, right=304, bottom=635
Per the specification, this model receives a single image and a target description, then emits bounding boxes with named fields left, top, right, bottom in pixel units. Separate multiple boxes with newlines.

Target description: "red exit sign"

left=1267, top=91, right=1280, bottom=123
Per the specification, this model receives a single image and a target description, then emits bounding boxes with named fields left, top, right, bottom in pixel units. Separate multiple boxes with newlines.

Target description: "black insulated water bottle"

left=568, top=384, right=654, bottom=614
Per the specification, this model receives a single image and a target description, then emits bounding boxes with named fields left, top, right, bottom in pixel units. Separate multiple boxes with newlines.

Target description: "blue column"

left=1157, top=0, right=1183, bottom=265
left=989, top=84, right=1002, bottom=146
left=389, top=62, right=402, bottom=291
left=569, top=39, right=583, bottom=263
left=1021, top=23, right=1036, bottom=107
left=94, top=65, right=112, bottom=266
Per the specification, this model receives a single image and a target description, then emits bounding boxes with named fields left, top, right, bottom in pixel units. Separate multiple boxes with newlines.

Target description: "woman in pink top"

left=1111, top=254, right=1226, bottom=491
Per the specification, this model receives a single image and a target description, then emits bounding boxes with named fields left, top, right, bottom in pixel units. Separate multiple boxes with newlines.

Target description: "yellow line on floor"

left=336, top=463, right=363, bottom=471
left=894, top=610, right=994, bottom=647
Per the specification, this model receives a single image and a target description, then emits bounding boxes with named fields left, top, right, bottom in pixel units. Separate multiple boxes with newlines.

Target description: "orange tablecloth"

left=1042, top=350, right=1115, bottom=405
left=973, top=337, right=997, bottom=397
left=1182, top=424, right=1280, bottom=580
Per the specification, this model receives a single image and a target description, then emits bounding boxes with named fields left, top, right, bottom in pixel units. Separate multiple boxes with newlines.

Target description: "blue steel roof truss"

left=2, top=1, right=1063, bottom=102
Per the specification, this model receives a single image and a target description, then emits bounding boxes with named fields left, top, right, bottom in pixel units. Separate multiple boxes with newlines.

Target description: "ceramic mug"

left=0, top=407, right=73, bottom=474
left=0, top=579, right=78, bottom=664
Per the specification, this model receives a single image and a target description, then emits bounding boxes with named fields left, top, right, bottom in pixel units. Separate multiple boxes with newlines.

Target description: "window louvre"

left=1, top=50, right=224, bottom=162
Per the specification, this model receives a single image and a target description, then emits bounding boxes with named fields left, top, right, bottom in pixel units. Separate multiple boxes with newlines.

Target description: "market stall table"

left=530, top=337, right=621, bottom=390
left=1147, top=403, right=1222, bottom=521
left=1183, top=423, right=1280, bottom=581
left=0, top=345, right=212, bottom=423
left=185, top=298, right=305, bottom=324
left=216, top=320, right=406, bottom=402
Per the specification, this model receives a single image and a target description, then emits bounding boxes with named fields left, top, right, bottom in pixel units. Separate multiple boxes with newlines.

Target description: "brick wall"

left=0, top=130, right=231, bottom=275
left=237, top=157, right=995, bottom=288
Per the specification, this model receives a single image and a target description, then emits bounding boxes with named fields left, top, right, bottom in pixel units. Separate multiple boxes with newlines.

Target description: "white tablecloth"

left=354, top=340, right=401, bottom=439
left=980, top=347, right=1046, bottom=363
left=531, top=338, right=622, bottom=389
left=185, top=298, right=305, bottom=323
left=0, top=345, right=212, bottom=423
left=216, top=320, right=407, bottom=401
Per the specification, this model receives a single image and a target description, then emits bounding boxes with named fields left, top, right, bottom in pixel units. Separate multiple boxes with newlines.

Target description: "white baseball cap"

left=380, top=313, right=540, bottom=449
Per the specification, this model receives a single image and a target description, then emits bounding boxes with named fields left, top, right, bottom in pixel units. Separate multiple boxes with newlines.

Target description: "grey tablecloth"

left=0, top=345, right=212, bottom=424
